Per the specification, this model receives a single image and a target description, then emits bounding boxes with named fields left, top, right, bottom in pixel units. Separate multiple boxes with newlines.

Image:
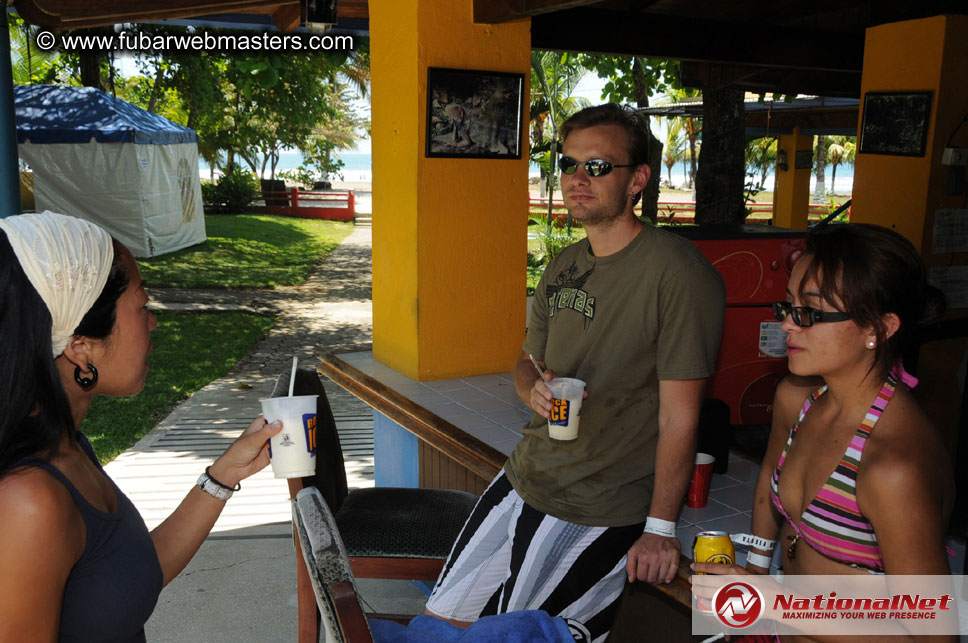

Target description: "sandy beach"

left=329, top=179, right=372, bottom=195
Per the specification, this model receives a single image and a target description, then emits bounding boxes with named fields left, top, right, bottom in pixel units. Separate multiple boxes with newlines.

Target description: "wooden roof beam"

left=12, top=0, right=298, bottom=28
left=531, top=7, right=865, bottom=73
left=680, top=62, right=862, bottom=98
left=473, top=0, right=602, bottom=24
left=11, top=0, right=368, bottom=29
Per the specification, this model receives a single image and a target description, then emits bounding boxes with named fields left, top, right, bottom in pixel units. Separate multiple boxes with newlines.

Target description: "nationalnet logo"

left=773, top=591, right=953, bottom=620
left=692, top=574, right=968, bottom=636
left=713, top=581, right=765, bottom=628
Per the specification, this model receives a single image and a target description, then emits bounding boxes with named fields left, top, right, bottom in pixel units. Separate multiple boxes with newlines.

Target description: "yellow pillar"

left=369, top=0, right=530, bottom=380
left=851, top=15, right=968, bottom=253
left=772, top=128, right=813, bottom=230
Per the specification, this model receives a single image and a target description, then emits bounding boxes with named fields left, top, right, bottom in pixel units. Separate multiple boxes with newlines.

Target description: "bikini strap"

left=774, top=384, right=829, bottom=477
left=791, top=384, right=828, bottom=436
left=856, top=376, right=897, bottom=439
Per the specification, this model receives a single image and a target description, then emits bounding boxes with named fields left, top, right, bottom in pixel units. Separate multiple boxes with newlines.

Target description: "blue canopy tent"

left=15, top=85, right=206, bottom=257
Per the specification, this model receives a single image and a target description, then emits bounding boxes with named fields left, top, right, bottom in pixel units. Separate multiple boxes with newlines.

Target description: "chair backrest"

left=292, top=487, right=373, bottom=643
left=272, top=367, right=349, bottom=513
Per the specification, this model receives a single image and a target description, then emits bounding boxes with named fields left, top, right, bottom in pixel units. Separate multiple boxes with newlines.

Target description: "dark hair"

left=74, top=239, right=129, bottom=340
left=0, top=234, right=128, bottom=478
left=559, top=103, right=651, bottom=206
left=800, top=223, right=946, bottom=380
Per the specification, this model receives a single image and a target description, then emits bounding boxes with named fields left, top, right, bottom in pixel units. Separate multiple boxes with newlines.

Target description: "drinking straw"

left=528, top=353, right=545, bottom=378
left=288, top=356, right=298, bottom=396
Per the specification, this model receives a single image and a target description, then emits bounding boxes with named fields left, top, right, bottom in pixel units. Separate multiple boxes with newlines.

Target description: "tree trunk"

left=695, top=86, right=746, bottom=226
left=78, top=51, right=104, bottom=90
left=830, top=162, right=839, bottom=195
left=813, top=135, right=827, bottom=200
left=546, top=120, right=558, bottom=237
left=146, top=61, right=164, bottom=113
left=640, top=132, right=661, bottom=223
left=687, top=129, right=697, bottom=189
left=633, top=57, right=660, bottom=223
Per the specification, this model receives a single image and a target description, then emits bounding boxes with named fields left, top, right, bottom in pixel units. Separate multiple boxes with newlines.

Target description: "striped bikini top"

left=770, top=377, right=896, bottom=572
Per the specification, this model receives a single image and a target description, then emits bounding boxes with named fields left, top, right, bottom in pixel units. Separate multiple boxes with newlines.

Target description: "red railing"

left=252, top=188, right=356, bottom=221
left=528, top=198, right=842, bottom=226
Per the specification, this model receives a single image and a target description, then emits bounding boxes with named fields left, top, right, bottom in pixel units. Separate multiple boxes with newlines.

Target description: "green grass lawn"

left=139, top=214, right=354, bottom=288
left=84, top=311, right=277, bottom=464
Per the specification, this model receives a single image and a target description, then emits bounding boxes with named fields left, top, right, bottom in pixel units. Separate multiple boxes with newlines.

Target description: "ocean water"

left=200, top=152, right=854, bottom=193
left=660, top=161, right=855, bottom=194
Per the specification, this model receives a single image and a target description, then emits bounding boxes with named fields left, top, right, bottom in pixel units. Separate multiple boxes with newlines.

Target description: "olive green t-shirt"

left=506, top=224, right=725, bottom=527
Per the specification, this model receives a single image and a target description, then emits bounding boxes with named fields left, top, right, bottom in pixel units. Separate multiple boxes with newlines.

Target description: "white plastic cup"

left=260, top=395, right=318, bottom=478
left=546, top=377, right=585, bottom=441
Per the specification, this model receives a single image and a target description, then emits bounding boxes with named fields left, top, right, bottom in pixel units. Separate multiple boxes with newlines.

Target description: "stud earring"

left=866, top=340, right=876, bottom=349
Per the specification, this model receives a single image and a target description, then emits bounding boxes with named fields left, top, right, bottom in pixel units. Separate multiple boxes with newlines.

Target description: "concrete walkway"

left=105, top=215, right=427, bottom=642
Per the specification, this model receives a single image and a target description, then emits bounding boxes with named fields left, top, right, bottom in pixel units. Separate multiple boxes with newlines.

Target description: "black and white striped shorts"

left=425, top=470, right=644, bottom=643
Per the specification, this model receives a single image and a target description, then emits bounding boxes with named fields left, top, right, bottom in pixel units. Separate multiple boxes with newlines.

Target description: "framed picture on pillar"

left=425, top=67, right=525, bottom=159
left=859, top=91, right=932, bottom=157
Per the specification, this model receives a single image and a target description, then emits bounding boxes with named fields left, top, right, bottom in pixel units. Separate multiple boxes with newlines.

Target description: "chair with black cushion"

left=292, top=486, right=374, bottom=643
left=274, top=367, right=480, bottom=641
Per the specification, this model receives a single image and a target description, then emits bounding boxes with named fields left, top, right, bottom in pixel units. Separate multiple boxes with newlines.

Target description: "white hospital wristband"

left=746, top=552, right=773, bottom=569
left=643, top=516, right=677, bottom=538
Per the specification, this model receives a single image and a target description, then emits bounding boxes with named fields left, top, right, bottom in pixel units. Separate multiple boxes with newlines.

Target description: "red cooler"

left=670, top=225, right=806, bottom=426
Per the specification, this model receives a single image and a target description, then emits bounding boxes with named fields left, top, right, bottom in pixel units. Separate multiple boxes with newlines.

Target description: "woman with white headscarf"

left=0, top=212, right=282, bottom=641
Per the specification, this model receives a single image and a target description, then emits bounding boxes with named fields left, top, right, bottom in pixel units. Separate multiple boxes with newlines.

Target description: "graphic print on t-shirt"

left=546, top=261, right=595, bottom=320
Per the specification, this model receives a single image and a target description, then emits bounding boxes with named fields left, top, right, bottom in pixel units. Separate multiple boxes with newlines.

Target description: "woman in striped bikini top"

left=694, top=224, right=954, bottom=586
left=769, top=378, right=896, bottom=572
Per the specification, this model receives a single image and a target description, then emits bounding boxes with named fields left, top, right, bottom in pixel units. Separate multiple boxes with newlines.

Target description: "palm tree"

left=814, top=135, right=828, bottom=200
left=666, top=88, right=702, bottom=190
left=339, top=39, right=370, bottom=99
left=662, top=118, right=685, bottom=187
left=530, top=51, right=589, bottom=233
left=7, top=14, right=60, bottom=84
left=745, top=136, right=778, bottom=188
left=826, top=136, right=856, bottom=195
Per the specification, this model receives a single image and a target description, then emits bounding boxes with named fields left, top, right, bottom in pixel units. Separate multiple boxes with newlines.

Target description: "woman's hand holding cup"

left=207, top=416, right=283, bottom=488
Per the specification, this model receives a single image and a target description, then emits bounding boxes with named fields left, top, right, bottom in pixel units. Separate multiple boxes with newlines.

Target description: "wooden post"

left=290, top=187, right=300, bottom=217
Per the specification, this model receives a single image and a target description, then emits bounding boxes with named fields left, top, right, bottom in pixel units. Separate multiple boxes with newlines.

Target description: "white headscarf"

left=0, top=212, right=115, bottom=357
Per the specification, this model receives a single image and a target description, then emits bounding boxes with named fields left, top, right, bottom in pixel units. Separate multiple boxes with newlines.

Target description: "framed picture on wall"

left=859, top=91, right=932, bottom=157
left=425, top=67, right=525, bottom=159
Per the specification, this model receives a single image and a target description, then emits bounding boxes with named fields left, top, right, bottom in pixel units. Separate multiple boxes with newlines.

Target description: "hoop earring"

left=74, top=364, right=98, bottom=389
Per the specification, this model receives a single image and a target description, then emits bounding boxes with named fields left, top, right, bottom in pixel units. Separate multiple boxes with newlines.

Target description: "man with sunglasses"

left=426, top=104, right=725, bottom=641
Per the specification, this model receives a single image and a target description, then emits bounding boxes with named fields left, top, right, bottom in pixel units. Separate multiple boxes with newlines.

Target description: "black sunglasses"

left=773, top=301, right=852, bottom=328
left=559, top=156, right=636, bottom=177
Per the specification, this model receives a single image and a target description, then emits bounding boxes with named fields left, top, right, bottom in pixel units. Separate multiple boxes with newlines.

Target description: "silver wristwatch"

left=197, top=471, right=234, bottom=501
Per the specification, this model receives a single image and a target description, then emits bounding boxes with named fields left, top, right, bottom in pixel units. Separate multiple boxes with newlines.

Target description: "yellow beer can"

left=693, top=530, right=735, bottom=571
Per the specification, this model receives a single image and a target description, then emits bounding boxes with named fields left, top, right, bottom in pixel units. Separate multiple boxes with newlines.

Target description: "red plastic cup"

left=686, top=453, right=716, bottom=508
